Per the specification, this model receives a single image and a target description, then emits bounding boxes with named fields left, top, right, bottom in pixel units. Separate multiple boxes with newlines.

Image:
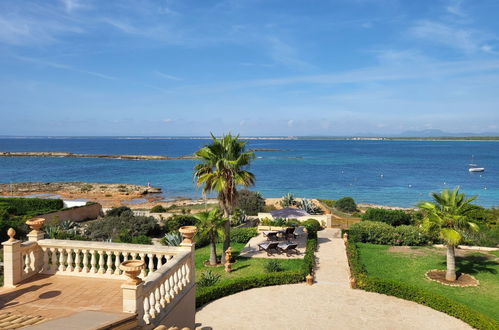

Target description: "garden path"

left=195, top=228, right=472, bottom=330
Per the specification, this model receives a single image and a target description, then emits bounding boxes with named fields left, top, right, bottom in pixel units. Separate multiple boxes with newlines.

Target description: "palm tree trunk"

left=209, top=233, right=217, bottom=265
left=221, top=207, right=231, bottom=264
left=446, top=245, right=457, bottom=281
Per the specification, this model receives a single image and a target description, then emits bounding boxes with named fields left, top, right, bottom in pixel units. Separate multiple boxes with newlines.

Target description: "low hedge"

left=230, top=227, right=258, bottom=243
left=0, top=197, right=64, bottom=216
left=349, top=221, right=431, bottom=246
left=196, top=234, right=318, bottom=308
left=345, top=240, right=498, bottom=330
left=361, top=208, right=412, bottom=226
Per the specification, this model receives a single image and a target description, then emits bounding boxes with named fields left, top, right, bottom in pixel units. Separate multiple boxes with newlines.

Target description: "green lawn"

left=358, top=243, right=499, bottom=322
left=194, top=243, right=304, bottom=283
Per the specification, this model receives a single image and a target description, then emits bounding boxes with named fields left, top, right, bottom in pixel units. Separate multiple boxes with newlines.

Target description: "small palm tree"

left=418, top=187, right=479, bottom=281
left=195, top=209, right=226, bottom=266
left=194, top=133, right=255, bottom=263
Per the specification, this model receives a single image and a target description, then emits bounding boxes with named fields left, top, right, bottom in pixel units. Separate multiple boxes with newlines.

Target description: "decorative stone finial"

left=343, top=232, right=348, bottom=242
left=179, top=226, right=197, bottom=244
left=7, top=227, right=16, bottom=242
left=224, top=247, right=232, bottom=273
left=119, top=260, right=146, bottom=285
left=306, top=274, right=314, bottom=285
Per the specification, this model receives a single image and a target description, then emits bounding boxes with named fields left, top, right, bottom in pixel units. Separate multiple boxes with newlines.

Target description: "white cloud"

left=155, top=71, right=183, bottom=81
left=446, top=0, right=466, bottom=17
left=163, top=118, right=174, bottom=123
left=60, top=0, right=86, bottom=13
left=287, top=119, right=294, bottom=128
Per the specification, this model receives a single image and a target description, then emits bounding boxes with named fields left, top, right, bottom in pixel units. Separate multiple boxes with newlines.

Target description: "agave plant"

left=280, top=193, right=296, bottom=208
left=299, top=199, right=324, bottom=215
left=162, top=231, right=183, bottom=246
left=44, top=225, right=61, bottom=239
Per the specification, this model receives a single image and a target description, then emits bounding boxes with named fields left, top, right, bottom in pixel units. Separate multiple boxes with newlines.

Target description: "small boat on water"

left=468, top=155, right=485, bottom=172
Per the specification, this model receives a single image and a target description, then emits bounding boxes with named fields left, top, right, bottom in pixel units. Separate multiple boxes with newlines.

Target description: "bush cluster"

left=0, top=197, right=64, bottom=216
left=317, top=199, right=335, bottom=208
left=260, top=217, right=301, bottom=227
left=196, top=235, right=317, bottom=307
left=335, top=197, right=357, bottom=213
left=264, top=259, right=283, bottom=273
left=348, top=221, right=430, bottom=246
left=345, top=239, right=498, bottom=330
left=361, top=208, right=412, bottom=226
left=163, top=214, right=197, bottom=233
left=236, top=189, right=265, bottom=216
left=86, top=209, right=159, bottom=241
left=150, top=205, right=167, bottom=213
left=302, top=219, right=321, bottom=233
left=230, top=227, right=258, bottom=243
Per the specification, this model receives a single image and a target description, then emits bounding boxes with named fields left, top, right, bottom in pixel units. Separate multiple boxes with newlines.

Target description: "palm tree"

left=418, top=187, right=479, bottom=281
left=195, top=209, right=226, bottom=266
left=194, top=133, right=255, bottom=263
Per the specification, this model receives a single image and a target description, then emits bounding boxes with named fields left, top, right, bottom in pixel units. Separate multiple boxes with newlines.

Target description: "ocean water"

left=0, top=138, right=498, bottom=208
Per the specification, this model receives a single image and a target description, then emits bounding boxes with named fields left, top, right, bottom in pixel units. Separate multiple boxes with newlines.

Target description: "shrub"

left=163, top=214, right=197, bottom=233
left=150, top=205, right=167, bottom=213
left=362, top=208, right=412, bottom=226
left=264, top=259, right=283, bottom=273
left=162, top=231, right=183, bottom=246
left=106, top=206, right=132, bottom=217
left=0, top=197, right=63, bottom=216
left=335, top=197, right=357, bottom=213
left=230, top=227, right=258, bottom=243
left=348, top=221, right=431, bottom=246
left=86, top=212, right=159, bottom=241
left=236, top=189, right=265, bottom=216
left=345, top=240, right=498, bottom=330
left=198, top=270, right=221, bottom=287
left=318, top=199, right=335, bottom=208
left=302, top=219, right=321, bottom=233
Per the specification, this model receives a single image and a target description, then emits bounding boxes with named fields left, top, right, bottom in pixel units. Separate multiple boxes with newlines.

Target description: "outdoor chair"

left=258, top=242, right=280, bottom=256
left=284, top=227, right=296, bottom=240
left=277, top=242, right=299, bottom=256
left=263, top=231, right=279, bottom=241
left=293, top=226, right=306, bottom=237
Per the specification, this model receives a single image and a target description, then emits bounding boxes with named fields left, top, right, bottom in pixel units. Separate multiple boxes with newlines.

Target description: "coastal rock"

left=0, top=182, right=161, bottom=195
left=0, top=151, right=195, bottom=160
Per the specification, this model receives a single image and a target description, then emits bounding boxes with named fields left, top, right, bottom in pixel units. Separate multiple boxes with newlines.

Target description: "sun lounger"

left=278, top=242, right=299, bottom=256
left=258, top=242, right=280, bottom=256
left=284, top=227, right=296, bottom=240
left=293, top=226, right=306, bottom=237
left=263, top=231, right=279, bottom=241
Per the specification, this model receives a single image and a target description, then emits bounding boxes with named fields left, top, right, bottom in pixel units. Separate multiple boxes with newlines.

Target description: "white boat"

left=469, top=167, right=485, bottom=172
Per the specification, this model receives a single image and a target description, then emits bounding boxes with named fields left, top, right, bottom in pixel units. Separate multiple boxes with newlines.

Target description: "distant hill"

left=395, top=129, right=499, bottom=137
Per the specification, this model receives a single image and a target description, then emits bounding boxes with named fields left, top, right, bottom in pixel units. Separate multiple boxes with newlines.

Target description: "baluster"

left=82, top=249, right=89, bottom=273
left=23, top=252, right=30, bottom=274
left=180, top=264, right=186, bottom=287
left=173, top=270, right=179, bottom=294
left=148, top=253, right=154, bottom=273
left=156, top=254, right=163, bottom=269
left=98, top=250, right=105, bottom=274
left=42, top=248, right=49, bottom=272
left=154, top=287, right=161, bottom=314
left=66, top=248, right=74, bottom=272
left=139, top=253, right=146, bottom=278
left=50, top=248, right=58, bottom=272
left=185, top=262, right=191, bottom=283
left=159, top=282, right=166, bottom=307
left=106, top=251, right=113, bottom=275
left=164, top=278, right=171, bottom=303
left=149, top=292, right=156, bottom=319
left=113, top=251, right=121, bottom=275
left=74, top=249, right=81, bottom=272
left=90, top=250, right=97, bottom=273
left=143, top=298, right=151, bottom=325
left=169, top=276, right=175, bottom=299
left=58, top=248, right=66, bottom=272
left=131, top=252, right=137, bottom=261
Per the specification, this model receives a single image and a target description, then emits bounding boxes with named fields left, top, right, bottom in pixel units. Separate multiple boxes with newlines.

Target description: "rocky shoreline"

left=0, top=182, right=161, bottom=195
left=0, top=151, right=195, bottom=160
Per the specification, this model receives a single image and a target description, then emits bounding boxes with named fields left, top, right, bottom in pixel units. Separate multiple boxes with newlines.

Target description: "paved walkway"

left=195, top=229, right=471, bottom=330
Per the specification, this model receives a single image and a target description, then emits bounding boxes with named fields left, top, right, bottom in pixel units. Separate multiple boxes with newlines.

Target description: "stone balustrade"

left=20, top=241, right=40, bottom=281
left=36, top=239, right=183, bottom=279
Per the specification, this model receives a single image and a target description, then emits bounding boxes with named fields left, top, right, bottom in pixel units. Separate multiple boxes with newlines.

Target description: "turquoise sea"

left=0, top=138, right=498, bottom=208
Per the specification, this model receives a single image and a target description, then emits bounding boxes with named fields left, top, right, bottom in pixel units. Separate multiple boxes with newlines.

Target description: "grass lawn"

left=357, top=243, right=499, bottom=322
left=194, top=242, right=304, bottom=283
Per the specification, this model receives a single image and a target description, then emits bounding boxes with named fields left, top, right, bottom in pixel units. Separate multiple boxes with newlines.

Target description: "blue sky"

left=1, top=0, right=499, bottom=136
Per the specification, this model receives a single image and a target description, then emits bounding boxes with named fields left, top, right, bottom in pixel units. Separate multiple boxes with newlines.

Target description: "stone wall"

left=39, top=203, right=103, bottom=223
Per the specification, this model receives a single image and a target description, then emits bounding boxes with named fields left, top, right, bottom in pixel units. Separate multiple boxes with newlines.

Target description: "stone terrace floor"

left=0, top=274, right=123, bottom=324
left=238, top=232, right=307, bottom=259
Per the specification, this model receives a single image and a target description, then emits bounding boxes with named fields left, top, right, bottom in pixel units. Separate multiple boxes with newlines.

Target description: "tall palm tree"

left=194, top=133, right=255, bottom=263
left=418, top=187, right=479, bottom=281
left=195, top=209, right=226, bottom=266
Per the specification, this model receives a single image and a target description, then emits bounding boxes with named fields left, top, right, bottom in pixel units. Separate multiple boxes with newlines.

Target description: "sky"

left=1, top=0, right=499, bottom=136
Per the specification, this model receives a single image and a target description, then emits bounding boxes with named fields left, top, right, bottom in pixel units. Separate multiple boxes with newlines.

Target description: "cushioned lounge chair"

left=277, top=242, right=299, bottom=256
left=263, top=231, right=279, bottom=241
left=258, top=242, right=280, bottom=256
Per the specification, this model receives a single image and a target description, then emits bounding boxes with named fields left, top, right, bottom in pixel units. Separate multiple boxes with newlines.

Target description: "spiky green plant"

left=280, top=193, right=296, bottom=208
left=418, top=187, right=479, bottom=281
left=195, top=209, right=226, bottom=266
left=162, top=231, right=183, bottom=246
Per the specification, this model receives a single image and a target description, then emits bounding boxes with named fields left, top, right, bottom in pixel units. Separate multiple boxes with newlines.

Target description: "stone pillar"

left=180, top=242, right=196, bottom=283
left=2, top=228, right=23, bottom=287
left=122, top=282, right=144, bottom=316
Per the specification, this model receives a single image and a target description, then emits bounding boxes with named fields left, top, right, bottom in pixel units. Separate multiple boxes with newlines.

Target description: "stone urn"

left=306, top=274, right=314, bottom=286
left=179, top=226, right=197, bottom=244
left=25, top=218, right=45, bottom=232
left=119, top=260, right=145, bottom=285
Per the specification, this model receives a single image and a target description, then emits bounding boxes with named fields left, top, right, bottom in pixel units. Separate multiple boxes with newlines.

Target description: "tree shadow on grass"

left=441, top=255, right=498, bottom=275
left=230, top=264, right=250, bottom=272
